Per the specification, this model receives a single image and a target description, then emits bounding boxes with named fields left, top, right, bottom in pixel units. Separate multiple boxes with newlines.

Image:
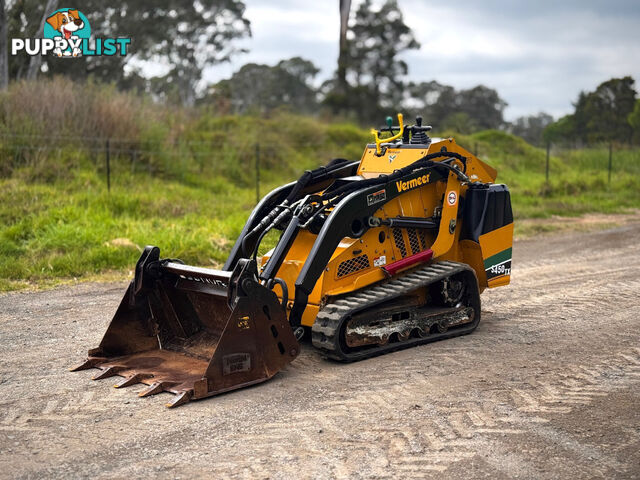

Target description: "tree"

left=325, top=0, right=420, bottom=122
left=405, top=81, right=457, bottom=128
left=546, top=77, right=637, bottom=145
left=580, top=76, right=636, bottom=143
left=457, top=86, right=507, bottom=131
left=6, top=0, right=41, bottom=80
left=336, top=0, right=351, bottom=96
left=570, top=91, right=589, bottom=144
left=203, top=57, right=320, bottom=114
left=404, top=81, right=507, bottom=132
left=0, top=0, right=7, bottom=90
left=7, top=1, right=251, bottom=104
left=440, top=112, right=477, bottom=134
left=509, top=112, right=554, bottom=146
left=26, top=0, right=58, bottom=80
left=543, top=114, right=579, bottom=147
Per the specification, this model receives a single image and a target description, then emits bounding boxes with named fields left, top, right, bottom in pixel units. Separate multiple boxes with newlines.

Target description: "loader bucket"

left=71, top=247, right=299, bottom=407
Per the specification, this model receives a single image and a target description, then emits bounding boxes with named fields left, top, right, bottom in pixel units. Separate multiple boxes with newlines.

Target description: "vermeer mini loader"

left=72, top=114, right=513, bottom=407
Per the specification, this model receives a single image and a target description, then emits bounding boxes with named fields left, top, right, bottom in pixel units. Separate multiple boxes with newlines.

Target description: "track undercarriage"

left=312, top=261, right=481, bottom=362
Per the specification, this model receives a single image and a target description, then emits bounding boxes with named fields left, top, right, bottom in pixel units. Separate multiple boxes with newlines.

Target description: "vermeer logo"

left=11, top=8, right=131, bottom=58
left=395, top=174, right=431, bottom=193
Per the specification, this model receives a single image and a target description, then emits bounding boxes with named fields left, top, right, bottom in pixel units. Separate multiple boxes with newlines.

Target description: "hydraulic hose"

left=242, top=158, right=355, bottom=258
left=320, top=151, right=468, bottom=202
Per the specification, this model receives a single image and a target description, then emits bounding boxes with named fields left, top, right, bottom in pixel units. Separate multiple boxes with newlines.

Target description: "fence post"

left=255, top=143, right=260, bottom=203
left=130, top=143, right=136, bottom=174
left=545, top=142, right=550, bottom=182
left=608, top=142, right=612, bottom=184
left=106, top=138, right=111, bottom=193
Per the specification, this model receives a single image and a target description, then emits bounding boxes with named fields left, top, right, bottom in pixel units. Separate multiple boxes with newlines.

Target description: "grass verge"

left=1, top=121, right=639, bottom=291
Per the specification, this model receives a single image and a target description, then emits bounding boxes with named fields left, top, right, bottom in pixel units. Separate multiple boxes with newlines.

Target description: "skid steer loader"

left=72, top=114, right=513, bottom=407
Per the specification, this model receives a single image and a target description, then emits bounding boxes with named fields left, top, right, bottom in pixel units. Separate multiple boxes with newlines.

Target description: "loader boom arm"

left=289, top=163, right=463, bottom=328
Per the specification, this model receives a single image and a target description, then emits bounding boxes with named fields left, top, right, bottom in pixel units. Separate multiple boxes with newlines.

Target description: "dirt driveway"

left=1, top=223, right=639, bottom=479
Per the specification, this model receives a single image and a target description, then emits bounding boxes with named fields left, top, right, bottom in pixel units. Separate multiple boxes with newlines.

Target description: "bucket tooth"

left=92, top=366, right=124, bottom=380
left=114, top=373, right=149, bottom=389
left=69, top=357, right=105, bottom=372
left=166, top=390, right=192, bottom=408
left=138, top=382, right=173, bottom=397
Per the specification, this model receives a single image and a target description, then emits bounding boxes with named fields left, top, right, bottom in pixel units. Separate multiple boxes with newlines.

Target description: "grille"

left=337, top=255, right=370, bottom=278
left=392, top=228, right=407, bottom=258
left=407, top=228, right=421, bottom=255
left=418, top=229, right=428, bottom=251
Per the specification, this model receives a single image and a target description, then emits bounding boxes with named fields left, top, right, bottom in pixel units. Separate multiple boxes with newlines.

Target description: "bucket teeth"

left=92, top=366, right=124, bottom=380
left=166, top=390, right=192, bottom=408
left=69, top=357, right=105, bottom=372
left=114, top=373, right=149, bottom=388
left=138, top=382, right=174, bottom=397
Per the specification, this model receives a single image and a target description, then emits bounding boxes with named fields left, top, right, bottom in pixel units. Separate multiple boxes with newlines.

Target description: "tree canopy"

left=508, top=112, right=553, bottom=146
left=3, top=1, right=639, bottom=146
left=324, top=0, right=419, bottom=122
left=404, top=81, right=508, bottom=133
left=544, top=76, right=637, bottom=145
left=6, top=0, right=251, bottom=104
left=203, top=57, right=319, bottom=114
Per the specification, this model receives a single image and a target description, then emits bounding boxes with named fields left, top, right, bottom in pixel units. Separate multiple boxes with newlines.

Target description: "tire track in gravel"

left=1, top=223, right=639, bottom=479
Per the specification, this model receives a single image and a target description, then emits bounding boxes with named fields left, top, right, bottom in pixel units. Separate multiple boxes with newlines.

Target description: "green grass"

left=450, top=130, right=640, bottom=218
left=1, top=121, right=639, bottom=291
left=0, top=168, right=257, bottom=290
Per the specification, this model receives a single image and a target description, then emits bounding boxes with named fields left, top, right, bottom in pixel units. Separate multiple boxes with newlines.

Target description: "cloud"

left=202, top=1, right=337, bottom=87
left=201, top=0, right=640, bottom=120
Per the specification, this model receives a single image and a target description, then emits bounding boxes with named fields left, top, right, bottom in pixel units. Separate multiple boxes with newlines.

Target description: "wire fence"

left=466, top=139, right=638, bottom=183
left=0, top=131, right=359, bottom=201
left=1, top=132, right=637, bottom=201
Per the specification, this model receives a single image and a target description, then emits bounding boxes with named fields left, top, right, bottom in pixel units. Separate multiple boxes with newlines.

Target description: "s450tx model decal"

left=484, top=247, right=512, bottom=280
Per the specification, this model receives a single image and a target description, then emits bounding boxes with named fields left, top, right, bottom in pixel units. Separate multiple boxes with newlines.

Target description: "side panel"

left=461, top=184, right=514, bottom=288
left=460, top=239, right=488, bottom=292
left=478, top=223, right=513, bottom=288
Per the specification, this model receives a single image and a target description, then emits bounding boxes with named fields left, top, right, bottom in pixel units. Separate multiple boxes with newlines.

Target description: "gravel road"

left=1, top=223, right=639, bottom=479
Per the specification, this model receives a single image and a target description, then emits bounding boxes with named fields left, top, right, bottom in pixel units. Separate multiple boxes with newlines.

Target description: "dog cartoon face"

left=46, top=10, right=84, bottom=40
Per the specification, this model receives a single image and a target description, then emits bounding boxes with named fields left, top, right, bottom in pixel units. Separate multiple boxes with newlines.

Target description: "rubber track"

left=312, top=261, right=480, bottom=361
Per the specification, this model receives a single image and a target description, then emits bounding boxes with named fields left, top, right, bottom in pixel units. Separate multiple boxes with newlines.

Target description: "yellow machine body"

left=263, top=138, right=512, bottom=328
left=74, top=114, right=514, bottom=407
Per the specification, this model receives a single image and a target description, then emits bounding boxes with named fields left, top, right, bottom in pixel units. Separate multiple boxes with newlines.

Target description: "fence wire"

left=1, top=132, right=637, bottom=198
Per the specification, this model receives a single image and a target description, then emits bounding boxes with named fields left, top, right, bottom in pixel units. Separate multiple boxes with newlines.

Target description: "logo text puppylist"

left=11, top=8, right=131, bottom=58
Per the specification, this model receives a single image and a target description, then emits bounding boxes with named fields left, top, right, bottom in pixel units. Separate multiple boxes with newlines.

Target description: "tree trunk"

left=0, top=0, right=8, bottom=90
left=26, top=0, right=59, bottom=80
left=337, top=0, right=351, bottom=94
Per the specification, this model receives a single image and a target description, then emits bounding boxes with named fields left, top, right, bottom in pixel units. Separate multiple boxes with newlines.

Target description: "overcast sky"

left=201, top=0, right=640, bottom=121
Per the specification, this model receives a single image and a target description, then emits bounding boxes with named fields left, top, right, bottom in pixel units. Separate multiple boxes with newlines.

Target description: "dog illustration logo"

left=11, top=8, right=130, bottom=58
left=44, top=8, right=91, bottom=57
